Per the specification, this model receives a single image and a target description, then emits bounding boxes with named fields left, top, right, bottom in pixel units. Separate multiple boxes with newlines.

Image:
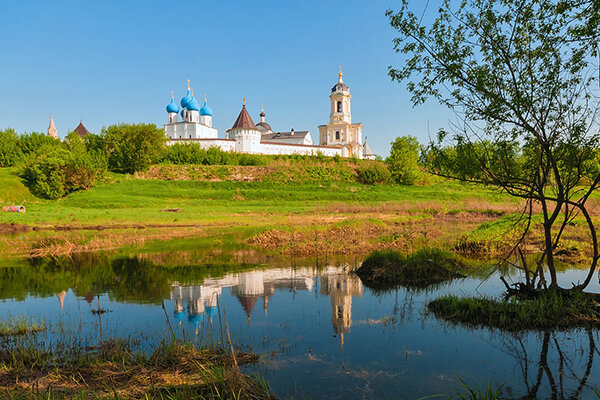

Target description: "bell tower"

left=318, top=68, right=364, bottom=158
left=329, top=67, right=351, bottom=124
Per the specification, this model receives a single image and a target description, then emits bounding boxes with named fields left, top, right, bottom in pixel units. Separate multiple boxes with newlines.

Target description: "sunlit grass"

left=0, top=315, right=46, bottom=336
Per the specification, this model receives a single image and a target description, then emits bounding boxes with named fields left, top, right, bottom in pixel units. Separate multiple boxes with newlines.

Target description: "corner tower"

left=227, top=99, right=261, bottom=153
left=318, top=68, right=364, bottom=158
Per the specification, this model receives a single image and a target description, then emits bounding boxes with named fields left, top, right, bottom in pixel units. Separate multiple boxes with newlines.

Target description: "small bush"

left=21, top=148, right=107, bottom=199
left=357, top=163, right=391, bottom=184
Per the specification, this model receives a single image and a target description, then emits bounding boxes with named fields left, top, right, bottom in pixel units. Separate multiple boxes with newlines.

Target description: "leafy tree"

left=0, top=128, right=23, bottom=166
left=388, top=0, right=600, bottom=291
left=102, top=123, right=165, bottom=173
left=386, top=136, right=422, bottom=184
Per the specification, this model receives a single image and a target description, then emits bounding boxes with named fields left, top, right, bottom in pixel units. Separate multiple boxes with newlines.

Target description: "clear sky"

left=0, top=0, right=452, bottom=156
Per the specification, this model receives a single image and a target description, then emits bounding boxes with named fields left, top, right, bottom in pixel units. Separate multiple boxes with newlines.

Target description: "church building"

left=163, top=70, right=375, bottom=159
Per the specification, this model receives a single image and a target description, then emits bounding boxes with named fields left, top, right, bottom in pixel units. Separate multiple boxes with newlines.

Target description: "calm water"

left=1, top=248, right=599, bottom=399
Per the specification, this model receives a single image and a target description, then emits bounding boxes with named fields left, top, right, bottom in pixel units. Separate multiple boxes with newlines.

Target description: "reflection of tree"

left=501, top=329, right=598, bottom=399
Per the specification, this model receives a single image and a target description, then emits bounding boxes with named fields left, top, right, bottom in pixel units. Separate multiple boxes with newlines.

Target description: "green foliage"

left=162, top=143, right=268, bottom=166
left=17, top=132, right=61, bottom=157
left=428, top=290, right=600, bottom=330
left=356, top=248, right=465, bottom=289
left=20, top=148, right=107, bottom=199
left=357, top=162, right=391, bottom=184
left=103, top=123, right=165, bottom=173
left=64, top=131, right=86, bottom=154
left=388, top=0, right=600, bottom=290
left=0, top=128, right=23, bottom=167
left=83, top=133, right=106, bottom=154
left=386, top=136, right=422, bottom=184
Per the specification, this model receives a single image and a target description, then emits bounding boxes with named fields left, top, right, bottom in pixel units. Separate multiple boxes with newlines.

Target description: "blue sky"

left=0, top=0, right=452, bottom=156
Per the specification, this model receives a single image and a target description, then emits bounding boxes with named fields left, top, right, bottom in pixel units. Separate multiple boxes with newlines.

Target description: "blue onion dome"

left=166, top=97, right=180, bottom=114
left=200, top=100, right=213, bottom=116
left=180, top=89, right=192, bottom=108
left=180, top=109, right=184, bottom=117
left=187, top=95, right=200, bottom=111
left=174, top=311, right=185, bottom=322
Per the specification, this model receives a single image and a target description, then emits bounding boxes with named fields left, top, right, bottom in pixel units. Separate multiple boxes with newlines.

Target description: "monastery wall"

left=259, top=141, right=342, bottom=157
left=167, top=138, right=236, bottom=152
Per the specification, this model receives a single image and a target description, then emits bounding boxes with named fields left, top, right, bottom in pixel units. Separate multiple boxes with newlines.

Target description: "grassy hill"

left=0, top=165, right=512, bottom=228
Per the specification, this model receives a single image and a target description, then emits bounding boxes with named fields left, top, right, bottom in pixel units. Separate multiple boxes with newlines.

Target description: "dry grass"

left=0, top=227, right=205, bottom=258
left=247, top=216, right=488, bottom=257
left=1, top=339, right=273, bottom=399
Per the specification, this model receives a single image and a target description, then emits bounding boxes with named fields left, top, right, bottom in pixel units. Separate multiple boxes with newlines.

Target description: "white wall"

left=166, top=139, right=236, bottom=152
left=260, top=141, right=342, bottom=157
left=165, top=122, right=219, bottom=140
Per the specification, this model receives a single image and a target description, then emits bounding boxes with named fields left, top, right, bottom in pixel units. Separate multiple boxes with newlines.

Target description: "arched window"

left=335, top=131, right=340, bottom=140
left=337, top=101, right=342, bottom=112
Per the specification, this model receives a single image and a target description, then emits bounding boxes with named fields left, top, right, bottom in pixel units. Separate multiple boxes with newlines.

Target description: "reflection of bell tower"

left=320, top=271, right=363, bottom=348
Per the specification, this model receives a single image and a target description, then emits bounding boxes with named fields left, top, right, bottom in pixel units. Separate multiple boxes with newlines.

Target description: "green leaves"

left=386, top=135, right=422, bottom=185
left=102, top=123, right=166, bottom=174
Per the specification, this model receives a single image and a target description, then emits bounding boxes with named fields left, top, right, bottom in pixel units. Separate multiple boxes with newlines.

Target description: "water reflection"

left=170, top=266, right=363, bottom=348
left=2, top=251, right=600, bottom=398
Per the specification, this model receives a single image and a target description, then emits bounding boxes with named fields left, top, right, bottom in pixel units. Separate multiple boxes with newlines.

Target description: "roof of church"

left=256, top=121, right=272, bottom=131
left=261, top=130, right=309, bottom=140
left=74, top=122, right=90, bottom=138
left=236, top=295, right=258, bottom=319
left=230, top=104, right=257, bottom=130
left=364, top=140, right=375, bottom=155
left=331, top=82, right=349, bottom=93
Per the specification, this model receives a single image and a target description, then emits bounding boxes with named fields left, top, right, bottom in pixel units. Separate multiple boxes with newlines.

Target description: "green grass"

left=0, top=315, right=46, bottom=336
left=0, top=168, right=33, bottom=205
left=428, top=290, right=600, bottom=331
left=0, top=167, right=509, bottom=227
left=355, top=248, right=466, bottom=290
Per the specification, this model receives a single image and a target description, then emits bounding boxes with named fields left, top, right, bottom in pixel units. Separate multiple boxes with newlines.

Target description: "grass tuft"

left=0, top=316, right=46, bottom=336
left=428, top=290, right=600, bottom=331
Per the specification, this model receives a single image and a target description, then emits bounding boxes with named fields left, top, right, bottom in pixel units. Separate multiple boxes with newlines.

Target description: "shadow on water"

left=1, top=245, right=600, bottom=398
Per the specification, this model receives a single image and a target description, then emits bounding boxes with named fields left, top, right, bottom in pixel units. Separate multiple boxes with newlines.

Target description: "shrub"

left=21, top=148, right=107, bottom=199
left=386, top=135, right=422, bottom=184
left=18, top=132, right=61, bottom=156
left=103, top=123, right=165, bottom=173
left=357, top=163, right=391, bottom=184
left=0, top=128, right=23, bottom=167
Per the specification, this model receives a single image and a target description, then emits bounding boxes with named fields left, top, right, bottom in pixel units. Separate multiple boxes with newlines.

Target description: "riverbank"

left=1, top=336, right=273, bottom=399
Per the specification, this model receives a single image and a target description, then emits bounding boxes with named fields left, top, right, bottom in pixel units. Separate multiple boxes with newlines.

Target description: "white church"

left=163, top=70, right=376, bottom=159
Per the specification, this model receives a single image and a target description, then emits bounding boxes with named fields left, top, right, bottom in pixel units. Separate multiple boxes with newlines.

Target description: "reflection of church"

left=169, top=266, right=362, bottom=345
left=170, top=268, right=314, bottom=327
left=319, top=267, right=363, bottom=348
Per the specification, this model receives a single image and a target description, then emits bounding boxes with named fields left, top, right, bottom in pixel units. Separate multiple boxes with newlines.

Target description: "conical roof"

left=75, top=122, right=90, bottom=138
left=230, top=103, right=256, bottom=130
left=47, top=115, right=59, bottom=139
left=236, top=295, right=258, bottom=319
left=364, top=140, right=374, bottom=155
